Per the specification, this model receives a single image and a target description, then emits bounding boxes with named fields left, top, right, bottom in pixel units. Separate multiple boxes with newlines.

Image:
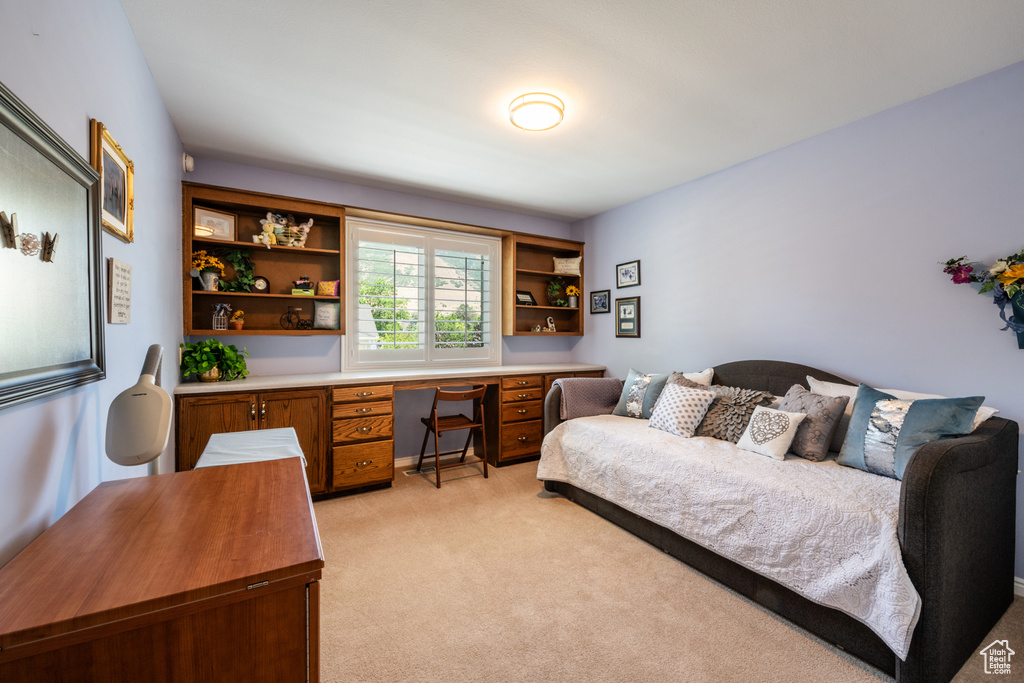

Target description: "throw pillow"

left=693, top=385, right=774, bottom=443
left=877, top=387, right=998, bottom=432
left=679, top=367, right=714, bottom=386
left=836, top=384, right=984, bottom=479
left=316, top=280, right=340, bottom=296
left=552, top=256, right=582, bottom=276
left=809, top=375, right=999, bottom=452
left=778, top=384, right=850, bottom=462
left=666, top=372, right=703, bottom=389
left=612, top=369, right=669, bottom=418
left=648, top=384, right=717, bottom=438
left=313, top=301, right=341, bottom=330
left=736, top=406, right=807, bottom=460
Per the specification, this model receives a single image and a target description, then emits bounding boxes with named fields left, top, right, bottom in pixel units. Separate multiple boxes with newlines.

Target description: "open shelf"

left=183, top=183, right=346, bottom=337
left=502, top=234, right=585, bottom=336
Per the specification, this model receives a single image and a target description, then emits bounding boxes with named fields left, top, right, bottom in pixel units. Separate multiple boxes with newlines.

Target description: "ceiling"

left=119, top=0, right=1024, bottom=221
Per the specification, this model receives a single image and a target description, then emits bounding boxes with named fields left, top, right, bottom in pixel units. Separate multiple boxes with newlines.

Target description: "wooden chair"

left=416, top=386, right=488, bottom=488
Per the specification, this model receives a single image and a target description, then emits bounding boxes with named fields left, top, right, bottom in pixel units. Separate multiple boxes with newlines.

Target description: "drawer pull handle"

left=518, top=436, right=529, bottom=442
left=516, top=380, right=529, bottom=385
left=517, top=409, right=528, bottom=414
left=356, top=460, right=373, bottom=467
left=355, top=391, right=374, bottom=397
left=357, top=426, right=373, bottom=433
left=517, top=393, right=530, bottom=399
left=250, top=402, right=256, bottom=419
left=355, top=407, right=373, bottom=413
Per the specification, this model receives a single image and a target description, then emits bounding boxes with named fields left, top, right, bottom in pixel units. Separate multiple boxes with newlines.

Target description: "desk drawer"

left=501, top=400, right=542, bottom=423
left=501, top=376, right=542, bottom=391
left=333, top=440, right=393, bottom=489
left=502, top=388, right=544, bottom=403
left=333, top=384, right=394, bottom=404
left=333, top=401, right=394, bottom=420
left=333, top=415, right=393, bottom=444
left=501, top=420, right=543, bottom=459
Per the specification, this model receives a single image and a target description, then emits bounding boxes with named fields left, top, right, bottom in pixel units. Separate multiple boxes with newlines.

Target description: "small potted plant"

left=191, top=250, right=226, bottom=291
left=230, top=309, right=245, bottom=330
left=180, top=338, right=250, bottom=382
left=565, top=285, right=581, bottom=308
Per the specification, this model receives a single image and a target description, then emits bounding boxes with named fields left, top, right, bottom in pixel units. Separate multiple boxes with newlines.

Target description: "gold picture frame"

left=90, top=119, right=134, bottom=243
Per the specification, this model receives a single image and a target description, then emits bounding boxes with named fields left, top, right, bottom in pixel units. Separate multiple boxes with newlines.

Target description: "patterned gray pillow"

left=648, top=384, right=717, bottom=438
left=778, top=384, right=851, bottom=462
left=693, top=385, right=775, bottom=443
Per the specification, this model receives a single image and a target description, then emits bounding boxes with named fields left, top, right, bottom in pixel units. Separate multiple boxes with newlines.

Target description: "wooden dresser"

left=0, top=458, right=324, bottom=683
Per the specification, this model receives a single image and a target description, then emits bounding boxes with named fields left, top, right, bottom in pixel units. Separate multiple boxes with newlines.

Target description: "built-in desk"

left=174, top=363, right=605, bottom=496
left=0, top=458, right=323, bottom=682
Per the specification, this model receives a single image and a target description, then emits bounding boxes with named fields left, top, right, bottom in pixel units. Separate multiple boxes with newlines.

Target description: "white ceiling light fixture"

left=508, top=92, right=564, bottom=131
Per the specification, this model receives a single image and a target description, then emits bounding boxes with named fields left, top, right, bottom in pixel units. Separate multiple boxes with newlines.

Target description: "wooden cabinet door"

left=261, top=389, right=327, bottom=494
left=176, top=393, right=256, bottom=471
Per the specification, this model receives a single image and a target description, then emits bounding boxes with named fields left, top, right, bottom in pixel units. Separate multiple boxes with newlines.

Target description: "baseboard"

left=395, top=448, right=476, bottom=471
left=1014, top=577, right=1024, bottom=597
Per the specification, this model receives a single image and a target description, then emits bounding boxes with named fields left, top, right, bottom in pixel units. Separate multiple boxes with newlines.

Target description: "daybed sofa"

left=538, top=360, right=1018, bottom=683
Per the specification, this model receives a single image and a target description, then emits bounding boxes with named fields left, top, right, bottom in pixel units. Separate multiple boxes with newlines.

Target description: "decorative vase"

left=568, top=295, right=578, bottom=308
left=199, top=271, right=219, bottom=291
left=198, top=366, right=221, bottom=382
left=1011, top=292, right=1024, bottom=350
left=229, top=321, right=244, bottom=330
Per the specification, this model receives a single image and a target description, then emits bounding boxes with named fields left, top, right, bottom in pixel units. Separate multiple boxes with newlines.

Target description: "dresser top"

left=0, top=458, right=323, bottom=651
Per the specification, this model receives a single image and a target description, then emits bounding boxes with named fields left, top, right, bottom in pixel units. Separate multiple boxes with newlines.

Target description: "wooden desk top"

left=173, top=361, right=606, bottom=396
left=0, top=458, right=323, bottom=651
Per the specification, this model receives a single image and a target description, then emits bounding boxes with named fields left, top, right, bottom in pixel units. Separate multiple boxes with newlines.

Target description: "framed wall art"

left=616, top=259, right=640, bottom=288
left=0, top=81, right=105, bottom=409
left=590, top=289, right=610, bottom=314
left=90, top=119, right=134, bottom=243
left=615, top=296, right=641, bottom=338
left=194, top=206, right=237, bottom=241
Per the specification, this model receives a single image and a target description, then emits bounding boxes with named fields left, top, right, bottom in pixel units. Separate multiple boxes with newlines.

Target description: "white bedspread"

left=537, top=415, right=921, bottom=659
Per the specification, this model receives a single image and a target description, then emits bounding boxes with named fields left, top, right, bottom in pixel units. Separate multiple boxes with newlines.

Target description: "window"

left=345, top=219, right=500, bottom=369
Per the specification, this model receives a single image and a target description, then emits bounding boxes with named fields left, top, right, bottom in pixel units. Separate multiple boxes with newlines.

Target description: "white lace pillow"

left=648, top=384, right=716, bottom=438
left=736, top=406, right=807, bottom=460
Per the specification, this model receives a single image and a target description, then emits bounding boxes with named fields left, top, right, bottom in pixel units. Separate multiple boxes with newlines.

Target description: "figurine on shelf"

left=253, top=217, right=277, bottom=248
left=288, top=218, right=313, bottom=248
left=212, top=303, right=231, bottom=331
left=543, top=316, right=556, bottom=332
left=293, top=276, right=313, bottom=290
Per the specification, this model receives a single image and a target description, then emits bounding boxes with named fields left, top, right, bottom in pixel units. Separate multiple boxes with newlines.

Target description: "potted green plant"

left=180, top=338, right=250, bottom=382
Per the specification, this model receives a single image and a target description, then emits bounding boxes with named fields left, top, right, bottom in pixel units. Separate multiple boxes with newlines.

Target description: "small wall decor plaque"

left=107, top=258, right=132, bottom=324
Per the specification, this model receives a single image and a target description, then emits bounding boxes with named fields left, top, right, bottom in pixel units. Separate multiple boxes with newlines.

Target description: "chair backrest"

left=432, top=385, right=486, bottom=405
left=429, top=385, right=487, bottom=421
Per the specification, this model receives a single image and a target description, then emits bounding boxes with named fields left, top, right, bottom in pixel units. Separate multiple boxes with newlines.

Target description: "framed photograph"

left=1, top=82, right=105, bottom=409
left=515, top=290, right=537, bottom=306
left=194, top=207, right=237, bottom=241
left=616, top=260, right=641, bottom=288
left=90, top=120, right=134, bottom=243
left=615, top=296, right=641, bottom=338
left=590, top=289, right=610, bottom=314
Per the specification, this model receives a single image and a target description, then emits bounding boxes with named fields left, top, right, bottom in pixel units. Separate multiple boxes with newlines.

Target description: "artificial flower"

left=989, top=260, right=1008, bottom=276
left=997, top=264, right=1024, bottom=287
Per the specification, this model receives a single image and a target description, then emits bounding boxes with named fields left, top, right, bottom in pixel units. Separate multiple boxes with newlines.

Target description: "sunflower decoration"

left=191, top=250, right=225, bottom=276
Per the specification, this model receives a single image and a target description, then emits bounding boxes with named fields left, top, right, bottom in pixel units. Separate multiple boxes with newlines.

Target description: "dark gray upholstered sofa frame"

left=541, top=360, right=1018, bottom=682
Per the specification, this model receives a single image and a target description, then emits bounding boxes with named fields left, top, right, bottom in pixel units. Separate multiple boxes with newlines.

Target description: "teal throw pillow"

left=837, top=384, right=983, bottom=479
left=612, top=369, right=670, bottom=419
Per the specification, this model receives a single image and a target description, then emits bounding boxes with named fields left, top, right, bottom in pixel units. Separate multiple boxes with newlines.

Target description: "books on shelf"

left=291, top=289, right=314, bottom=296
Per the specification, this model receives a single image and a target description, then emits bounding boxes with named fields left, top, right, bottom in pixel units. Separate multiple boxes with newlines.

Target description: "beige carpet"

left=313, top=460, right=1023, bottom=682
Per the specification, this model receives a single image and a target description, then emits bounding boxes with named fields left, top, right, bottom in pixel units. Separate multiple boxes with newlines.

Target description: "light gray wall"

left=571, top=60, right=1024, bottom=573
left=185, top=159, right=578, bottom=458
left=0, top=0, right=183, bottom=565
